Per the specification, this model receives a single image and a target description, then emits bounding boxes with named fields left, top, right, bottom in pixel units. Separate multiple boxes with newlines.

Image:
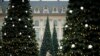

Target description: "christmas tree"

left=40, top=17, right=54, bottom=56
left=0, top=38, right=3, bottom=56
left=52, top=24, right=59, bottom=56
left=2, top=0, right=38, bottom=56
left=61, top=0, right=100, bottom=56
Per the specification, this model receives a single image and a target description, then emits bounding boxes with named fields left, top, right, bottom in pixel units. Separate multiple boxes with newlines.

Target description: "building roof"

left=0, top=1, right=68, bottom=15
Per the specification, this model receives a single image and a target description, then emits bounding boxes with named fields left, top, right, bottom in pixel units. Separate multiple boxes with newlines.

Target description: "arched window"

left=43, top=7, right=49, bottom=13
left=34, top=8, right=40, bottom=13
left=34, top=20, right=39, bottom=26
left=54, top=20, right=57, bottom=26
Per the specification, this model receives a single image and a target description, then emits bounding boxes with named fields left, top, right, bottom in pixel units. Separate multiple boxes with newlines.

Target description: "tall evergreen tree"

left=40, top=17, right=53, bottom=56
left=1, top=0, right=38, bottom=56
left=0, top=38, right=3, bottom=56
left=52, top=24, right=59, bottom=56
left=61, top=0, right=100, bottom=56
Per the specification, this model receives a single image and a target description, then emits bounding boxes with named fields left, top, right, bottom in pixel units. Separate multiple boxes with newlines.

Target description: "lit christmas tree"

left=61, top=0, right=100, bottom=56
left=1, top=0, right=38, bottom=56
left=40, top=17, right=54, bottom=56
left=0, top=38, right=3, bottom=56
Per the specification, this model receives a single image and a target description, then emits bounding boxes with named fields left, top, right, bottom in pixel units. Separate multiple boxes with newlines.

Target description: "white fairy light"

left=25, top=25, right=27, bottom=28
left=80, top=6, right=84, bottom=10
left=0, top=46, right=2, bottom=48
left=19, top=32, right=22, bottom=35
left=12, top=5, right=15, bottom=8
left=85, top=24, right=88, bottom=28
left=24, top=47, right=26, bottom=49
left=88, top=45, right=93, bottom=49
left=22, top=0, right=24, bottom=2
left=69, top=10, right=73, bottom=13
left=65, top=25, right=68, bottom=28
left=18, top=18, right=21, bottom=21
left=5, top=16, right=8, bottom=18
left=10, top=54, right=12, bottom=56
left=10, top=18, right=12, bottom=20
left=25, top=10, right=28, bottom=13
left=71, top=44, right=75, bottom=48
left=28, top=35, right=31, bottom=38
left=59, top=46, right=62, bottom=49
left=28, top=18, right=30, bottom=20
left=4, top=22, right=7, bottom=25
left=12, top=24, right=15, bottom=27
left=32, top=26, right=35, bottom=29
left=4, top=33, right=7, bottom=36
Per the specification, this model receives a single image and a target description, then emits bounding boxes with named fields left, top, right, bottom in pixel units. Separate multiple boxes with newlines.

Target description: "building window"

left=43, top=7, right=49, bottom=13
left=54, top=20, right=57, bottom=26
left=61, top=7, right=67, bottom=13
left=34, top=8, right=40, bottom=13
left=35, top=29, right=39, bottom=40
left=34, top=20, right=39, bottom=26
left=52, top=7, right=58, bottom=13
left=44, top=20, right=46, bottom=26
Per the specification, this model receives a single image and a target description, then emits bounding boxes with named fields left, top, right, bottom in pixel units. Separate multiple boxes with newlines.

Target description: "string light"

left=65, top=25, right=68, bottom=28
left=12, top=5, right=15, bottom=8
left=33, top=26, right=35, bottom=29
left=0, top=46, right=2, bottom=48
left=5, top=16, right=8, bottom=18
left=19, top=32, right=22, bottom=35
left=71, top=44, right=75, bottom=48
left=18, top=18, right=21, bottom=21
left=59, top=46, right=62, bottom=49
left=12, top=24, right=15, bottom=27
left=28, top=18, right=30, bottom=20
left=22, top=0, right=24, bottom=2
left=4, top=33, right=7, bottom=36
left=85, top=24, right=88, bottom=28
left=24, top=47, right=26, bottom=49
left=69, top=28, right=72, bottom=30
left=25, top=25, right=27, bottom=28
left=69, top=10, right=73, bottom=13
left=25, top=10, right=28, bottom=13
left=88, top=45, right=93, bottom=49
left=4, top=22, right=7, bottom=25
left=80, top=6, right=84, bottom=10
left=28, top=35, right=31, bottom=38
left=10, top=54, right=12, bottom=56
left=10, top=18, right=12, bottom=20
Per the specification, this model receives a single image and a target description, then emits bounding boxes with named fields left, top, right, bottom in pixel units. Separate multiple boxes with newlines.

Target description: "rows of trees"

left=40, top=17, right=59, bottom=56
left=0, top=0, right=100, bottom=56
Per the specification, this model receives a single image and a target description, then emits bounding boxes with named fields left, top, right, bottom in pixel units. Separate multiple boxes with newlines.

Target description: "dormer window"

left=52, top=7, right=58, bottom=13
left=61, top=7, right=67, bottom=13
left=34, top=8, right=40, bottom=13
left=43, top=7, right=49, bottom=13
